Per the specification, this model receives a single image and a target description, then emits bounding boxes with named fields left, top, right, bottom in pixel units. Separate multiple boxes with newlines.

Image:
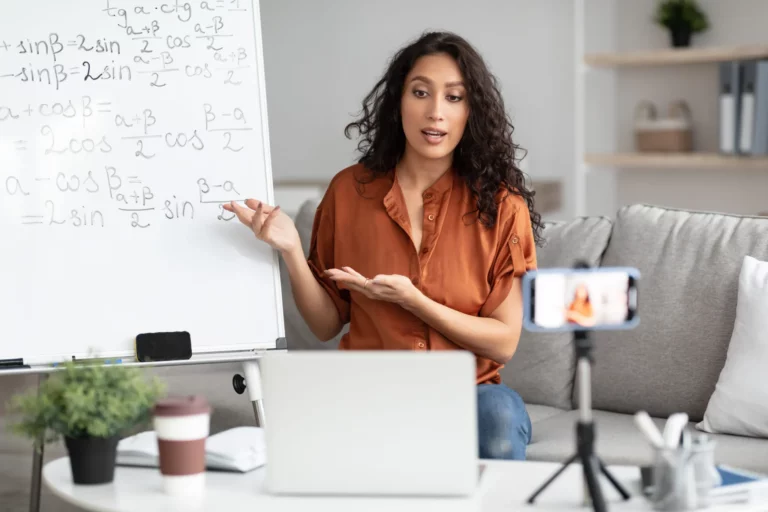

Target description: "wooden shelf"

left=584, top=152, right=768, bottom=170
left=584, top=44, right=768, bottom=68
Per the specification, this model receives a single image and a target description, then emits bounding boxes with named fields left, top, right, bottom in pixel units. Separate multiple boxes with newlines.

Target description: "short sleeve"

left=306, top=189, right=351, bottom=325
left=480, top=200, right=538, bottom=316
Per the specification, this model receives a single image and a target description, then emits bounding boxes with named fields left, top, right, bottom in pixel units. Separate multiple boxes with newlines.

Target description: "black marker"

left=0, top=358, right=29, bottom=369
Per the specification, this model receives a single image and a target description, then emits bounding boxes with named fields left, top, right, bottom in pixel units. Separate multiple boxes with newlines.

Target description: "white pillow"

left=697, top=255, right=768, bottom=437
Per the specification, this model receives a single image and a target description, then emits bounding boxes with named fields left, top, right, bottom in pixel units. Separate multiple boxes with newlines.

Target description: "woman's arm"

left=403, top=278, right=523, bottom=364
left=325, top=268, right=523, bottom=364
left=282, top=246, right=345, bottom=342
left=225, top=198, right=344, bottom=341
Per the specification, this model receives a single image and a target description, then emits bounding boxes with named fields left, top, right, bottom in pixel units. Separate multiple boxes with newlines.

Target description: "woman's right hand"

left=223, top=199, right=301, bottom=255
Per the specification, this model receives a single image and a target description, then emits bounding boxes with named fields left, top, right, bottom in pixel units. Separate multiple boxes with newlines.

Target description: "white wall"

left=612, top=0, right=768, bottom=216
left=260, top=0, right=574, bottom=219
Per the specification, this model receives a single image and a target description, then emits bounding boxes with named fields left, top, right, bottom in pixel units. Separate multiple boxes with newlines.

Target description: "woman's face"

left=575, top=284, right=588, bottom=300
left=400, top=53, right=469, bottom=163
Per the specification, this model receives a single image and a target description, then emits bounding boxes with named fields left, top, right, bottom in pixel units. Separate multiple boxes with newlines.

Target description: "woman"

left=566, top=283, right=596, bottom=327
left=224, top=31, right=544, bottom=460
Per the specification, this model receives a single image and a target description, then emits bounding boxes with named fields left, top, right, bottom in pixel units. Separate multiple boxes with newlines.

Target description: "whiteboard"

left=0, top=0, right=284, bottom=365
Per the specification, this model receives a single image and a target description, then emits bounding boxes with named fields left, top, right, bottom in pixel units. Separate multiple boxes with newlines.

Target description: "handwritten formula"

left=0, top=0, right=268, bottom=230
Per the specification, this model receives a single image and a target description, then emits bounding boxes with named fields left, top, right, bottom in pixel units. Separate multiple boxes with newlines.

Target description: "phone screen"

left=529, top=269, right=637, bottom=330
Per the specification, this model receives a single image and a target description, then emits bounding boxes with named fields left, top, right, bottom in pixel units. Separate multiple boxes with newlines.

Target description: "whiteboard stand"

left=29, top=373, right=47, bottom=512
left=233, top=359, right=267, bottom=428
left=5, top=343, right=287, bottom=512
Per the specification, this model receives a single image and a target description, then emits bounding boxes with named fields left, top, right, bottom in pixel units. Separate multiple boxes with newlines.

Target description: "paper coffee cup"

left=153, top=396, right=211, bottom=496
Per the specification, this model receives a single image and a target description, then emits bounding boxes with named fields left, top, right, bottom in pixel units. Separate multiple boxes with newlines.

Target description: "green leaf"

left=653, top=0, right=710, bottom=33
left=5, top=360, right=166, bottom=446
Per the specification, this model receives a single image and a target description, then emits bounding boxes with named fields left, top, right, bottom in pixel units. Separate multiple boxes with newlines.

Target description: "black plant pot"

left=64, top=435, right=119, bottom=485
left=670, top=26, right=692, bottom=47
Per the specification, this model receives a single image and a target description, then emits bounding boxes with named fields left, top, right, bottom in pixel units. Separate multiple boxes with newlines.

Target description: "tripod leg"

left=599, top=459, right=631, bottom=500
left=583, top=454, right=607, bottom=512
left=526, top=453, right=579, bottom=504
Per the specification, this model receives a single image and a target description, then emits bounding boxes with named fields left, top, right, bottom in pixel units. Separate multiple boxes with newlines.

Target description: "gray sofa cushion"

left=589, top=204, right=768, bottom=422
left=527, top=410, right=768, bottom=473
left=500, top=216, right=613, bottom=410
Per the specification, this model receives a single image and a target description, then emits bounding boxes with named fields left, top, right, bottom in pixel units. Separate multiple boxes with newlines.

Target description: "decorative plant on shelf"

left=654, top=0, right=710, bottom=48
left=7, top=360, right=165, bottom=485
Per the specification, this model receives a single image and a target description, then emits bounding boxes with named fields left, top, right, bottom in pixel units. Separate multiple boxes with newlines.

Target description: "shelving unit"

left=584, top=44, right=768, bottom=67
left=574, top=0, right=768, bottom=217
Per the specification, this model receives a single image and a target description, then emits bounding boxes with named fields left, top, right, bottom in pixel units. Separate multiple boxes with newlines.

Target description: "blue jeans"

left=476, top=383, right=532, bottom=460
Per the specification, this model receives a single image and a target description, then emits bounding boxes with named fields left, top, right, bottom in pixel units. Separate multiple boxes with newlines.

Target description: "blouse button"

left=511, top=236, right=519, bottom=244
left=424, top=193, right=433, bottom=200
left=428, top=214, right=435, bottom=221
left=418, top=342, right=425, bottom=349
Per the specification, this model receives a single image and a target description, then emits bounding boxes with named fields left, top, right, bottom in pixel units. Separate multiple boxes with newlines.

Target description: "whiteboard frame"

left=1, top=0, right=286, bottom=367
left=251, top=0, right=286, bottom=351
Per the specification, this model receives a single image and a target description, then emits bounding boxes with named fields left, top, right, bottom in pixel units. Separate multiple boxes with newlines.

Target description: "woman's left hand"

left=324, top=267, right=422, bottom=310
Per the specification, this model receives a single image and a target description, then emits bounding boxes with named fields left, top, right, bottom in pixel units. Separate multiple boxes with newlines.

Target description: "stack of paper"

left=116, top=426, right=266, bottom=473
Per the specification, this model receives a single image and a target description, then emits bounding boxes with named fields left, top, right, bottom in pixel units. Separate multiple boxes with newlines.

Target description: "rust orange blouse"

left=307, top=163, right=538, bottom=384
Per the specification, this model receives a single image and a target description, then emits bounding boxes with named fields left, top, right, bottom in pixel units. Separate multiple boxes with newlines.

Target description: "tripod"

left=526, top=329, right=631, bottom=511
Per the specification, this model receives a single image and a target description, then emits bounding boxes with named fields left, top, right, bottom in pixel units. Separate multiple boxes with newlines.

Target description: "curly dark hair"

left=344, top=30, right=544, bottom=246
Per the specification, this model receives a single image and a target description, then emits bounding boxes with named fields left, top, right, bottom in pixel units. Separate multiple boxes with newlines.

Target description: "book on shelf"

left=116, top=426, right=266, bottom=473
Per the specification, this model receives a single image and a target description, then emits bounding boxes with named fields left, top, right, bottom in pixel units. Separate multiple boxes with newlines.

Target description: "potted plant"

left=654, top=0, right=710, bottom=48
left=7, top=361, right=164, bottom=485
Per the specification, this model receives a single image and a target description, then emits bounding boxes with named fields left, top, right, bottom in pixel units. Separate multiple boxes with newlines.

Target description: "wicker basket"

left=634, top=100, right=693, bottom=152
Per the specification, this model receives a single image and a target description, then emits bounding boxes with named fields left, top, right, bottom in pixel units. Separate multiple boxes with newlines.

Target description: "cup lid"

left=153, top=395, right=211, bottom=417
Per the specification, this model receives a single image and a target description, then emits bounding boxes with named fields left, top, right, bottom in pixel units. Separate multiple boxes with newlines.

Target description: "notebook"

left=116, top=426, right=266, bottom=473
left=710, top=465, right=768, bottom=496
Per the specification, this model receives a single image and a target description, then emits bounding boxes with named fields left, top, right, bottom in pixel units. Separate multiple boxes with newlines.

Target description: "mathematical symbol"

left=132, top=115, right=142, bottom=124
left=14, top=140, right=27, bottom=151
left=24, top=105, right=33, bottom=116
left=0, top=41, right=9, bottom=51
left=20, top=215, right=44, bottom=225
left=0, top=73, right=14, bottom=79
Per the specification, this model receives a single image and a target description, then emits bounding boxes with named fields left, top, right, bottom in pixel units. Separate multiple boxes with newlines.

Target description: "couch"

left=280, top=200, right=768, bottom=474
left=2, top=201, right=767, bottom=510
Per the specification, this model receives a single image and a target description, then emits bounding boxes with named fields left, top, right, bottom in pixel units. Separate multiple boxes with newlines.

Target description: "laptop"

left=259, top=350, right=480, bottom=497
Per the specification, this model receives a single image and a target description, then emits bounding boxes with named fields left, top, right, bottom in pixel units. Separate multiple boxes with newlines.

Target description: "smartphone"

left=522, top=266, right=639, bottom=332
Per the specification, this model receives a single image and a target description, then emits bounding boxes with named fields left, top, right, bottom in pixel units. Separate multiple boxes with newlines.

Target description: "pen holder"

left=650, top=433, right=720, bottom=510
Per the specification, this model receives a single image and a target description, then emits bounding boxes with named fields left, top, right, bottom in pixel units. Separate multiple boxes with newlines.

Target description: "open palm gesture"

left=223, top=199, right=301, bottom=254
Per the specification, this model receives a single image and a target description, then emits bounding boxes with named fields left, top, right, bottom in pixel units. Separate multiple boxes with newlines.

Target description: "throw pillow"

left=696, top=255, right=768, bottom=437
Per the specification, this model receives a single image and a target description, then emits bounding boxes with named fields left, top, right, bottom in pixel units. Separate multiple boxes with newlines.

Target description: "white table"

left=43, top=457, right=765, bottom=512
